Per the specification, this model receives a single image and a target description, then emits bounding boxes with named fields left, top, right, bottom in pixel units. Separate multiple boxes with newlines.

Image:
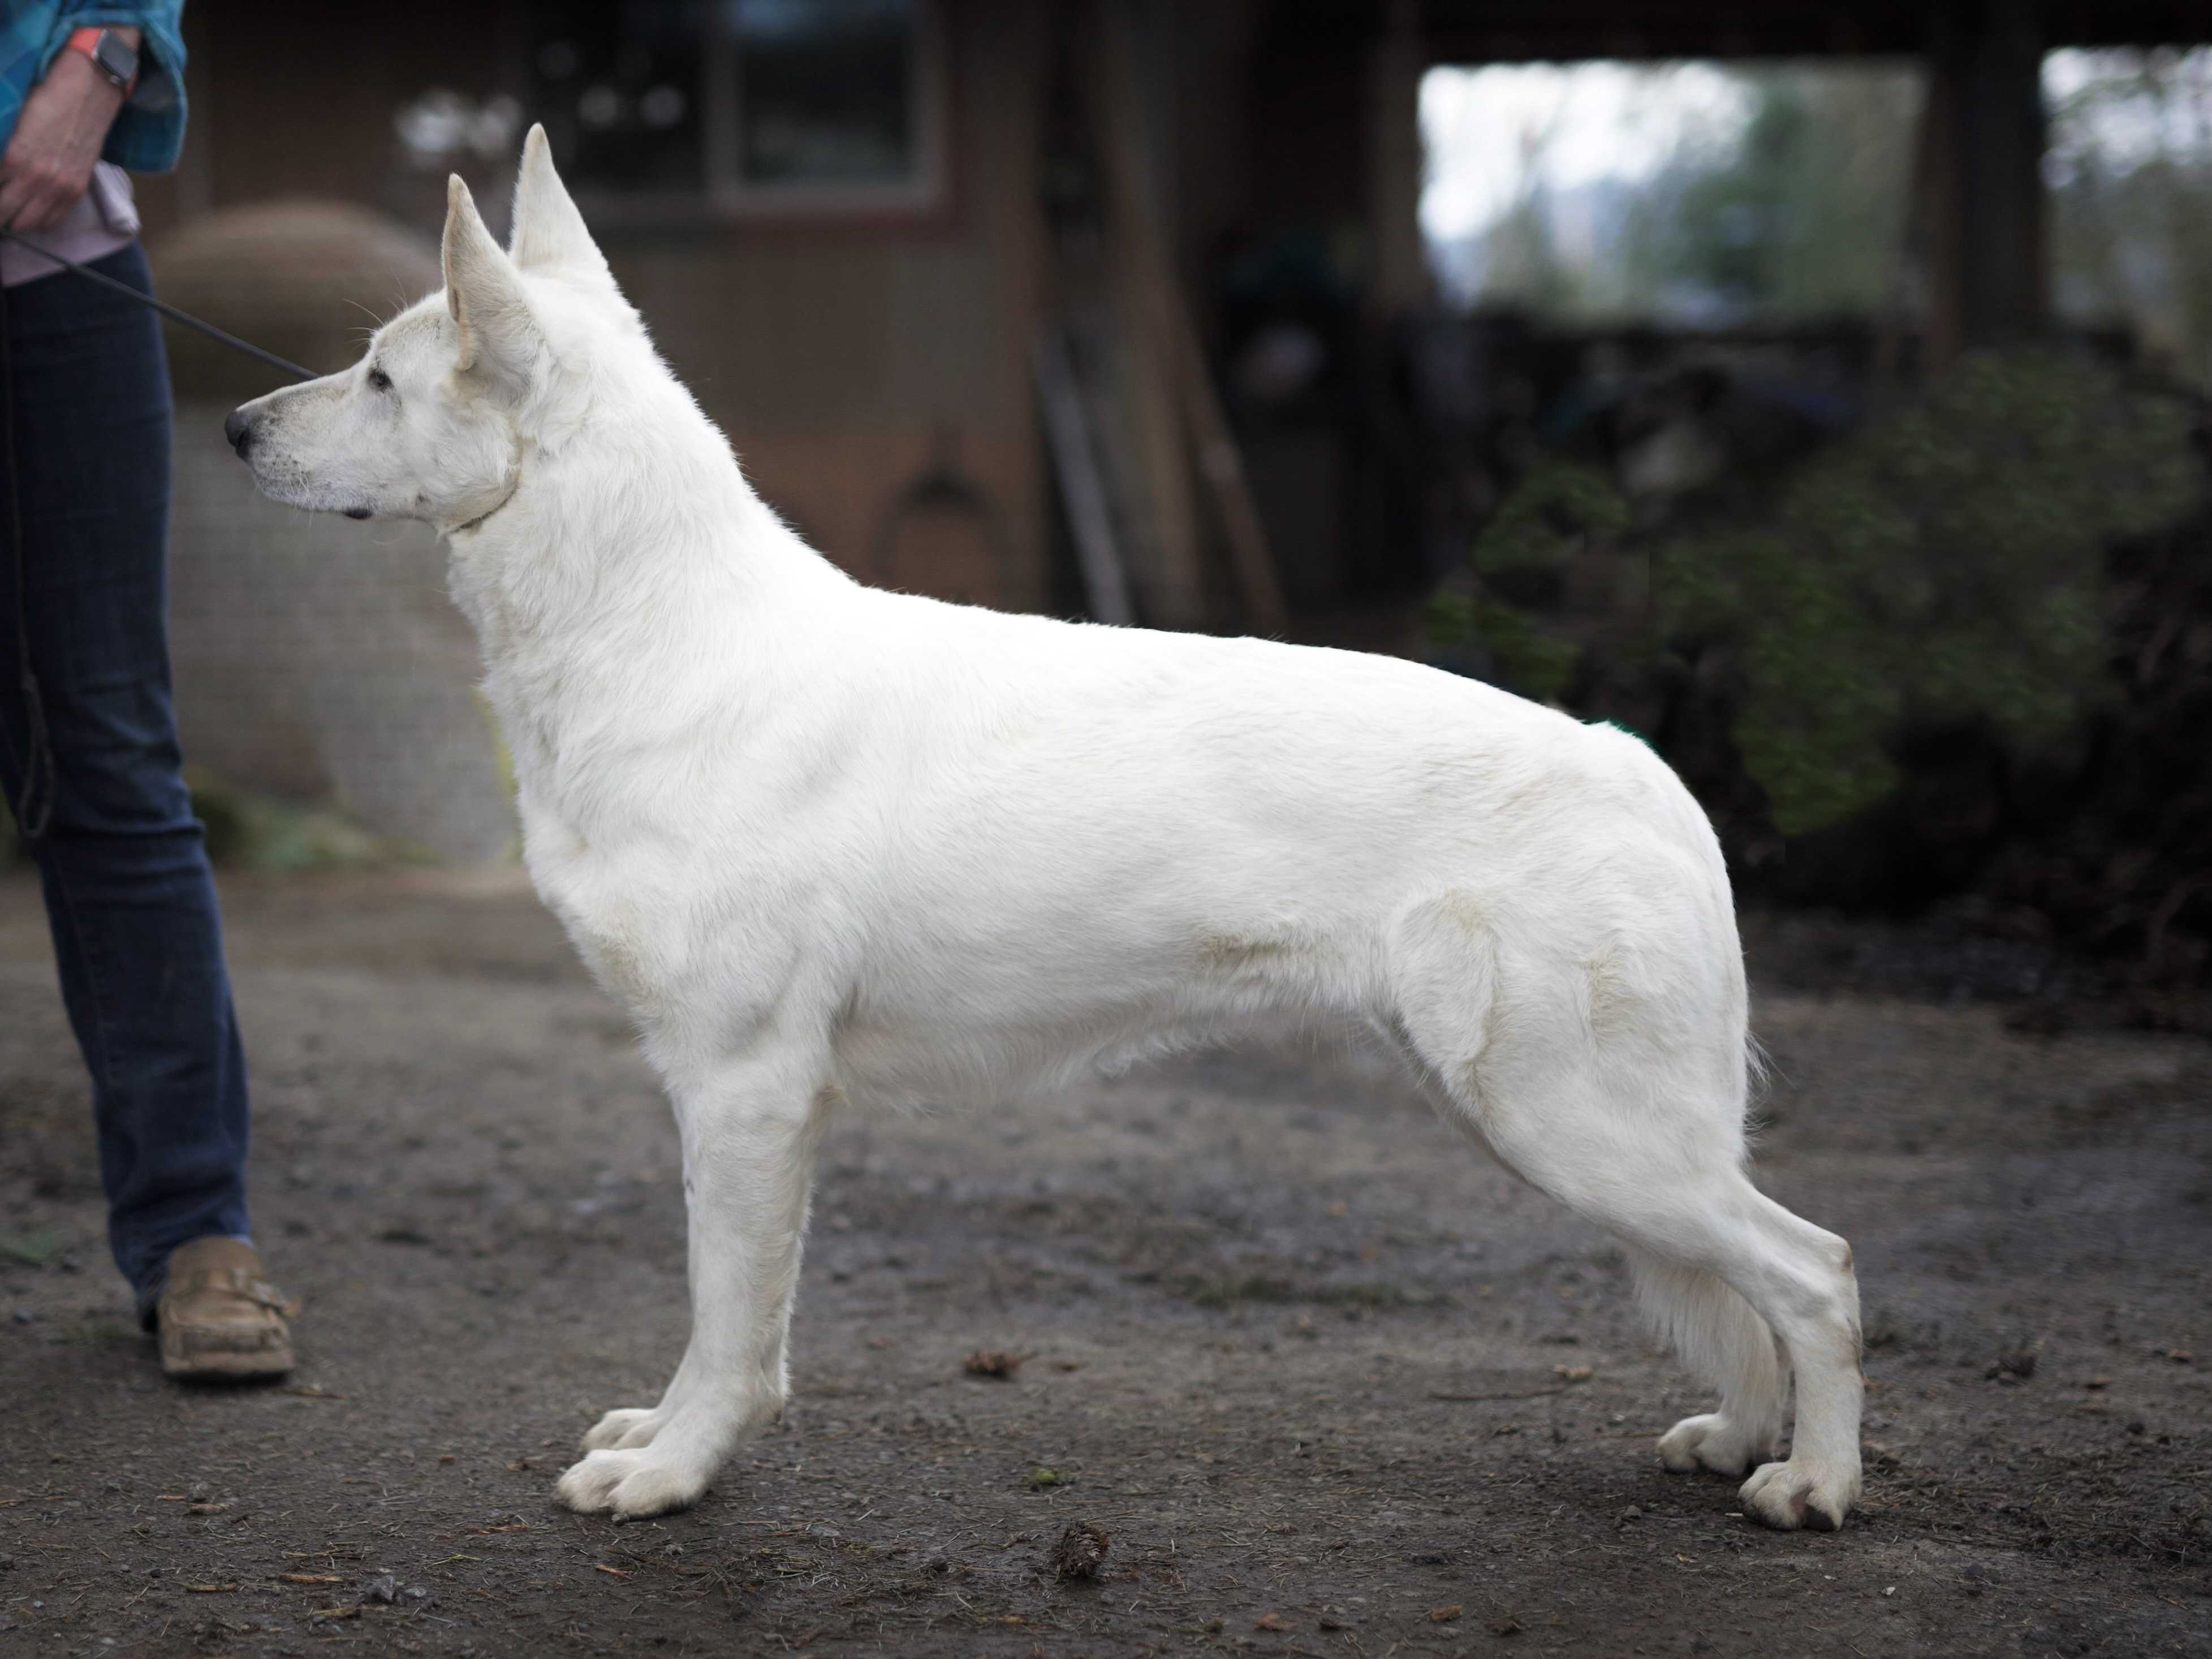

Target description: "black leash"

left=0, top=228, right=314, bottom=843
left=0, top=226, right=317, bottom=382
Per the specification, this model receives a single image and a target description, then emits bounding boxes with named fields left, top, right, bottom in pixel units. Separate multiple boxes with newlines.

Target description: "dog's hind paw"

left=1657, top=1412, right=1775, bottom=1479
left=557, top=1446, right=712, bottom=1519
left=1739, top=1457, right=1859, bottom=1532
left=581, top=1407, right=663, bottom=1453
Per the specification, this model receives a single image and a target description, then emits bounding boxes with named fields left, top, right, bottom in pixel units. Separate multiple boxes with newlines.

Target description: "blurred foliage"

left=1424, top=589, right=1583, bottom=703
left=184, top=768, right=398, bottom=871
left=1430, top=351, right=2201, bottom=837
left=2, top=773, right=397, bottom=872
left=1631, top=71, right=1922, bottom=321
left=1438, top=63, right=1921, bottom=321
left=1442, top=49, right=2212, bottom=361
left=1468, top=458, right=1631, bottom=573
left=1425, top=459, right=1624, bottom=701
left=2046, top=48, right=2212, bottom=382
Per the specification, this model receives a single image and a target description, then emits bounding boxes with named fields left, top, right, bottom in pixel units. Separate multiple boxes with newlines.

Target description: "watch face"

left=92, top=32, right=137, bottom=85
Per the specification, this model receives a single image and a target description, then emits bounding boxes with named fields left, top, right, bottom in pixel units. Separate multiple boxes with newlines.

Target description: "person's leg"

left=0, top=247, right=252, bottom=1324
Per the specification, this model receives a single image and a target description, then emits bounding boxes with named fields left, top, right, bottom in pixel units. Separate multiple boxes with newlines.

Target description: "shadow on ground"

left=1, top=873, right=2207, bottom=1657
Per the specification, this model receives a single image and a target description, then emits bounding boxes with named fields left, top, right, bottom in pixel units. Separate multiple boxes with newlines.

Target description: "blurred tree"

left=1628, top=68, right=1922, bottom=320
left=1429, top=63, right=1922, bottom=321
left=1426, top=352, right=2198, bottom=837
left=2046, top=48, right=2212, bottom=381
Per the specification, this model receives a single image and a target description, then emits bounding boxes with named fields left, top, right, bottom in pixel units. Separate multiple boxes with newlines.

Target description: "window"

left=529, top=2, right=708, bottom=193
left=529, top=0, right=950, bottom=223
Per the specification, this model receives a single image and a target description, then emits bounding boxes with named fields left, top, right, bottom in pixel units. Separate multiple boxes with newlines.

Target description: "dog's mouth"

left=343, top=506, right=373, bottom=520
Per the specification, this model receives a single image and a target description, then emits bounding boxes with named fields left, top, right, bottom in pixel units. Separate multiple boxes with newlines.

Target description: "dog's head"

left=227, top=125, right=628, bottom=532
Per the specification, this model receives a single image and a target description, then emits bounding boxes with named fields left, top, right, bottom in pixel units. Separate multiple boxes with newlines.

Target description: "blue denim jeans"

left=0, top=244, right=252, bottom=1318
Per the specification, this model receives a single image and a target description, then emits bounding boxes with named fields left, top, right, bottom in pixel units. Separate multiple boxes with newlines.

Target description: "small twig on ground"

left=1428, top=1387, right=1567, bottom=1403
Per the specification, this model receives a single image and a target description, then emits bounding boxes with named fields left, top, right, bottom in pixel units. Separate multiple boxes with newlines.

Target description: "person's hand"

left=0, top=41, right=132, bottom=233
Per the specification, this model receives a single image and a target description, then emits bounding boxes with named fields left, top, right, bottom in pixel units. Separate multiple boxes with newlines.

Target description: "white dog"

left=226, top=129, right=1862, bottom=1531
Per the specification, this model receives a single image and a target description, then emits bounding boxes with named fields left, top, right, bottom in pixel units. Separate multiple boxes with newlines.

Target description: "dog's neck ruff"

left=451, top=432, right=527, bottom=536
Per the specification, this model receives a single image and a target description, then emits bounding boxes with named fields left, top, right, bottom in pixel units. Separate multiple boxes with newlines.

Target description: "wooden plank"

left=1170, top=341, right=1291, bottom=636
left=1090, top=0, right=1289, bottom=635
left=1086, top=1, right=1208, bottom=628
left=1033, top=326, right=1138, bottom=626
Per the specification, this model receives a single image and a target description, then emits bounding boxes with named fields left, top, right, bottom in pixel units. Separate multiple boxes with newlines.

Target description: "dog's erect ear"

left=508, top=124, right=616, bottom=295
left=443, top=174, right=538, bottom=385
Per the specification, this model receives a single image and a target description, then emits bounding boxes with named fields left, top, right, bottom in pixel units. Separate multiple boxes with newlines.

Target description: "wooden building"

left=133, top=1, right=2212, bottom=632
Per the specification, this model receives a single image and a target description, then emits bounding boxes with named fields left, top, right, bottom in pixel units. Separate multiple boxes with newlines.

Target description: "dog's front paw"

left=557, top=1446, right=713, bottom=1519
left=581, top=1407, right=664, bottom=1453
left=1657, top=1412, right=1775, bottom=1479
left=1738, top=1457, right=1860, bottom=1532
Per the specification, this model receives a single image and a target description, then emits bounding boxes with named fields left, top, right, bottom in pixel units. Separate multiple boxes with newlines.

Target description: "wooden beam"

left=1420, top=1, right=2212, bottom=59
left=1367, top=0, right=1431, bottom=317
left=1088, top=0, right=1210, bottom=628
left=1090, top=0, right=1289, bottom=634
left=1920, top=0, right=2047, bottom=361
left=1034, top=326, right=1139, bottom=626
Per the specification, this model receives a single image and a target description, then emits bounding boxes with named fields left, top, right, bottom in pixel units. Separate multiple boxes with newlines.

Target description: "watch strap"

left=63, top=25, right=139, bottom=94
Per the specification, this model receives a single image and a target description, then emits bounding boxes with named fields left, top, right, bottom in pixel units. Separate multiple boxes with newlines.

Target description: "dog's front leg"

left=558, top=1049, right=831, bottom=1519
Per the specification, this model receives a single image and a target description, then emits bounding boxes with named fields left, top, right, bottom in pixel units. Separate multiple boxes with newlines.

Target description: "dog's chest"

left=523, top=816, right=667, bottom=1010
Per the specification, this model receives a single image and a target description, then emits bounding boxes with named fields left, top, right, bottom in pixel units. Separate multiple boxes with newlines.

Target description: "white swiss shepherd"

left=226, top=129, right=1862, bottom=1531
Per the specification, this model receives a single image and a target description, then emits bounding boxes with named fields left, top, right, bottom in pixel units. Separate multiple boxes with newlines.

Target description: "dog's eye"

left=367, top=367, right=393, bottom=393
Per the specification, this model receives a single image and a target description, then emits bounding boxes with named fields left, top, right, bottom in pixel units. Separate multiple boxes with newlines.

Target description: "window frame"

left=566, top=0, right=959, bottom=234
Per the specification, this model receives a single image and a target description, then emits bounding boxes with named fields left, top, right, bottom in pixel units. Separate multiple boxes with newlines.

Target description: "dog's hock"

left=441, top=175, right=538, bottom=387
left=508, top=123, right=617, bottom=296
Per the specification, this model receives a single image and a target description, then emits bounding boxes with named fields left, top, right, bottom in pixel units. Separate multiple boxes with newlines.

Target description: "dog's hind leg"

left=1631, top=1247, right=1786, bottom=1478
left=1445, top=1065, right=1857, bottom=1527
left=1610, top=1173, right=1859, bottom=1529
left=558, top=1043, right=833, bottom=1519
left=1392, top=1035, right=1788, bottom=1486
left=1391, top=906, right=1860, bottom=1529
left=1506, top=1109, right=1856, bottom=1527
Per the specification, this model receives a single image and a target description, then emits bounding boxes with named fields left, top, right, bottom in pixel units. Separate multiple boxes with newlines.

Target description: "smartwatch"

left=63, top=26, right=139, bottom=94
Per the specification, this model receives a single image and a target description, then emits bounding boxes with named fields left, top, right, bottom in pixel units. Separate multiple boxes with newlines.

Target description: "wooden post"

left=1366, top=0, right=1431, bottom=318
left=1173, top=338, right=1292, bottom=636
left=1919, top=0, right=2047, bottom=364
left=1089, top=0, right=1210, bottom=628
left=1034, top=326, right=1138, bottom=626
left=1089, top=0, right=1289, bottom=635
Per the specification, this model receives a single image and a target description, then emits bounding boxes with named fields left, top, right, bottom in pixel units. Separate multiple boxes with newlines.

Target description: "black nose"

left=223, top=407, right=253, bottom=459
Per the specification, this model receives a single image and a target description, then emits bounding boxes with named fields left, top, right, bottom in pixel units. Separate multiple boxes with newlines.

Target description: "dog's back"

left=760, top=594, right=1739, bottom=1113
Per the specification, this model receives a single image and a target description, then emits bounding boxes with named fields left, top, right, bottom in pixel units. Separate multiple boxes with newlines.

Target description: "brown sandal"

left=156, top=1237, right=299, bottom=1380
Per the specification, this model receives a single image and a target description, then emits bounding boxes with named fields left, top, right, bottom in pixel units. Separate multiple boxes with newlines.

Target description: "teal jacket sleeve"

left=44, top=3, right=187, bottom=172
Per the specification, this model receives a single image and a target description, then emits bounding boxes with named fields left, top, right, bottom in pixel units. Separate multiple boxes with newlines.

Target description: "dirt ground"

left=1, top=870, right=2208, bottom=1659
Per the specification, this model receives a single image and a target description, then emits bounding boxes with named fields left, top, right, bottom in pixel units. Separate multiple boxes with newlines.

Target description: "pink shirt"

left=1, top=160, right=137, bottom=286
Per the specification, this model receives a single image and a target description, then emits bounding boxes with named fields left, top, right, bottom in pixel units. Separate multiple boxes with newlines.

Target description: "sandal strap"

left=166, top=1265, right=298, bottom=1315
